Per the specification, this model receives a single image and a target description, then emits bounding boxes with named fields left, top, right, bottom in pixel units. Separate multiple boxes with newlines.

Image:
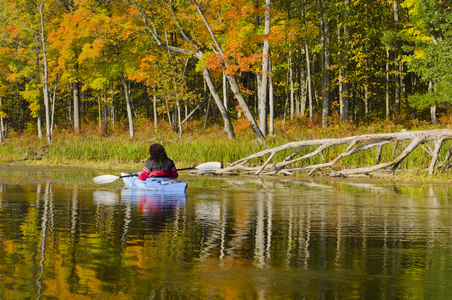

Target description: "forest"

left=0, top=0, right=451, bottom=144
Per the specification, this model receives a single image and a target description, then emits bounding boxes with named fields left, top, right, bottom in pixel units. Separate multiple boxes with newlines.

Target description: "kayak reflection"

left=121, top=189, right=186, bottom=210
left=121, top=189, right=187, bottom=234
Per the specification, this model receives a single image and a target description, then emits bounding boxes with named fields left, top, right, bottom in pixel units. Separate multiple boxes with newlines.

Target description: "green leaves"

left=409, top=76, right=452, bottom=109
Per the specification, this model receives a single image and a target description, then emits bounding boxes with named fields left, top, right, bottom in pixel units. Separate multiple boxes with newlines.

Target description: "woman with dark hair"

left=138, top=143, right=178, bottom=180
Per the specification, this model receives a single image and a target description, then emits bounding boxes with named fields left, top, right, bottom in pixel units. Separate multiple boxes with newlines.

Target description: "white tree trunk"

left=37, top=112, right=43, bottom=138
left=257, top=0, right=271, bottom=136
left=269, top=57, right=274, bottom=136
left=38, top=0, right=51, bottom=143
left=223, top=72, right=228, bottom=110
left=73, top=64, right=80, bottom=133
left=153, top=88, right=158, bottom=133
left=121, top=76, right=135, bottom=137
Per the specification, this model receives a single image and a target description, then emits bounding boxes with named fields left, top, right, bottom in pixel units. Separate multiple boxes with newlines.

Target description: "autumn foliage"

left=0, top=0, right=450, bottom=142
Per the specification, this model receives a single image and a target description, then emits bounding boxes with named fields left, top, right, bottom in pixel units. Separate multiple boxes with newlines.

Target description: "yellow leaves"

left=401, top=0, right=417, bottom=13
left=0, top=85, right=8, bottom=97
left=414, top=50, right=426, bottom=60
left=21, top=83, right=41, bottom=103
left=78, top=40, right=106, bottom=63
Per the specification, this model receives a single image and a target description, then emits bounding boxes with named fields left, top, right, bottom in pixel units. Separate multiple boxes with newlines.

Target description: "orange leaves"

left=129, top=55, right=157, bottom=83
left=6, top=72, right=20, bottom=83
left=233, top=114, right=251, bottom=131
left=202, top=50, right=262, bottom=75
left=190, top=0, right=274, bottom=75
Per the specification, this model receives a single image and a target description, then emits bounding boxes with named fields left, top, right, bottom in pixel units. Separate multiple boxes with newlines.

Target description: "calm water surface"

left=1, top=166, right=452, bottom=299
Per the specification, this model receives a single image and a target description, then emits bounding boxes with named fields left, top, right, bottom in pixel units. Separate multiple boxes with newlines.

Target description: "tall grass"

left=1, top=115, right=451, bottom=177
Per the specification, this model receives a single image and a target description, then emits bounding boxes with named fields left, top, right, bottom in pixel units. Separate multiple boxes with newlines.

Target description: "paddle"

left=93, top=161, right=221, bottom=184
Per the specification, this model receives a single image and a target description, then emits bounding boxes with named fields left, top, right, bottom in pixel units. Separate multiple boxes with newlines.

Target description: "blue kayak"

left=121, top=172, right=187, bottom=193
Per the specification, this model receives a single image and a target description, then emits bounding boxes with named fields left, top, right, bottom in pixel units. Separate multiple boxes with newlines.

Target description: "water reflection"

left=0, top=176, right=452, bottom=298
left=36, top=183, right=52, bottom=300
left=93, top=190, right=119, bottom=205
left=120, top=189, right=187, bottom=210
left=121, top=189, right=186, bottom=236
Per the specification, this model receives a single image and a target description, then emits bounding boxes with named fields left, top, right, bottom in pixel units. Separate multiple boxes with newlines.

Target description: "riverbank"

left=1, top=118, right=452, bottom=184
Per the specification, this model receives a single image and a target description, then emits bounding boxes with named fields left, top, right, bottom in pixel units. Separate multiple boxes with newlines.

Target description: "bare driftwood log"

left=215, top=130, right=452, bottom=177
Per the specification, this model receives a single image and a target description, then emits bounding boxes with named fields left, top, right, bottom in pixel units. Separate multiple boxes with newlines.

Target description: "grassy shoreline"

left=2, top=118, right=452, bottom=184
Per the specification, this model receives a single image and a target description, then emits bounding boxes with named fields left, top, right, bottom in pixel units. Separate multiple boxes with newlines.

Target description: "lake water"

left=1, top=166, right=452, bottom=299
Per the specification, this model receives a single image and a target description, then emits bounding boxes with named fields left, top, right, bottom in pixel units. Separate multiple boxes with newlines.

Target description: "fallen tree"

left=214, top=129, right=452, bottom=177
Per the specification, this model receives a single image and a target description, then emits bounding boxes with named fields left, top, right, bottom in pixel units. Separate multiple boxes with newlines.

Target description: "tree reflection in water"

left=0, top=178, right=452, bottom=298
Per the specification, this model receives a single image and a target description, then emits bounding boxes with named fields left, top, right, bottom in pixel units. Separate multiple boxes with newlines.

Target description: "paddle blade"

left=195, top=162, right=221, bottom=171
left=93, top=175, right=120, bottom=184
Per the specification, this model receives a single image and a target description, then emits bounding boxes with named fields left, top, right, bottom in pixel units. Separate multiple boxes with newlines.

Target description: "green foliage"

left=409, top=76, right=452, bottom=109
left=401, top=0, right=452, bottom=112
left=407, top=39, right=452, bottom=82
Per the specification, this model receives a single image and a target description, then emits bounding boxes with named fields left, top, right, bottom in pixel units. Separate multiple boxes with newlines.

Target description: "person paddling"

left=138, top=143, right=178, bottom=180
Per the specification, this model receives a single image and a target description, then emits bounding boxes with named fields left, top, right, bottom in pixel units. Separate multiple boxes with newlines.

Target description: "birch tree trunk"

left=288, top=53, right=294, bottom=122
left=121, top=76, right=135, bottom=137
left=269, top=57, right=274, bottom=136
left=429, top=81, right=436, bottom=124
left=37, top=112, right=43, bottom=138
left=110, top=84, right=115, bottom=129
left=153, top=87, right=158, bottom=133
left=73, top=64, right=80, bottom=133
left=299, top=69, right=307, bottom=117
left=165, top=97, right=172, bottom=127
left=50, top=75, right=57, bottom=135
left=98, top=92, right=101, bottom=130
left=257, top=0, right=271, bottom=137
left=223, top=72, right=229, bottom=111
left=144, top=85, right=149, bottom=119
left=177, top=101, right=182, bottom=137
left=38, top=0, right=51, bottom=143
left=103, top=89, right=108, bottom=135
left=203, top=68, right=236, bottom=138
